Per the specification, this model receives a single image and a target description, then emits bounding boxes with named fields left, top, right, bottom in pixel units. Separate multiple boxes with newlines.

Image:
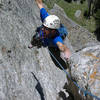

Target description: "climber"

left=29, top=0, right=71, bottom=60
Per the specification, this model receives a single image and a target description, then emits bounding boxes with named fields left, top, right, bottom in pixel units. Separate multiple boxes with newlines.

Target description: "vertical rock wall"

left=0, top=0, right=100, bottom=100
left=50, top=4, right=100, bottom=100
left=0, top=0, right=68, bottom=100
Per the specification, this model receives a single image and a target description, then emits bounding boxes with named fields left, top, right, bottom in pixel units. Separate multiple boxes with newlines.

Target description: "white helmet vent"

left=43, top=15, right=60, bottom=29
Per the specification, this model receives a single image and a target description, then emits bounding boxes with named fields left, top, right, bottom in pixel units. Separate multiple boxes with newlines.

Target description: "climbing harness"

left=48, top=49, right=100, bottom=100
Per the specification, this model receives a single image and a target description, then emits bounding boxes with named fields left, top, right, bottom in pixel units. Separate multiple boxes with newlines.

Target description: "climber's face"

left=43, top=26, right=51, bottom=35
left=43, top=26, right=56, bottom=38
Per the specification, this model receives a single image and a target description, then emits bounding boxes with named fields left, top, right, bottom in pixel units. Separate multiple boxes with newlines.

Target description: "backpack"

left=57, top=24, right=68, bottom=39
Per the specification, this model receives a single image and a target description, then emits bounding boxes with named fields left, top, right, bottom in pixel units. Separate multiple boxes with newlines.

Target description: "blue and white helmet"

left=43, top=15, right=60, bottom=29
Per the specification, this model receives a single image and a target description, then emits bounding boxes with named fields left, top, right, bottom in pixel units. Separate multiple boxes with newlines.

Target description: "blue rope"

left=48, top=49, right=100, bottom=100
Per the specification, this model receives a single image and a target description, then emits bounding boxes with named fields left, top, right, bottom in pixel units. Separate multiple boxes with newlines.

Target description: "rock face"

left=70, top=42, right=100, bottom=99
left=0, top=0, right=100, bottom=100
left=75, top=10, right=81, bottom=18
left=0, top=0, right=68, bottom=100
left=50, top=4, right=97, bottom=51
left=50, top=4, right=100, bottom=100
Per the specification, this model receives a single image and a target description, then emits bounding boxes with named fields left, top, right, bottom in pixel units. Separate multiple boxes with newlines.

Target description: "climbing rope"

left=48, top=49, right=100, bottom=100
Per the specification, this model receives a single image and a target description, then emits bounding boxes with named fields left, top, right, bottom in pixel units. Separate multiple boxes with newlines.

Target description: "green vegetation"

left=43, top=0, right=59, bottom=9
left=44, top=0, right=96, bottom=32
left=58, top=0, right=96, bottom=32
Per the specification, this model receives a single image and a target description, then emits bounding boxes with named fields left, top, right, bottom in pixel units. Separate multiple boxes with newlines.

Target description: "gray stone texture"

left=0, top=0, right=67, bottom=100
left=50, top=4, right=100, bottom=100
left=0, top=0, right=100, bottom=100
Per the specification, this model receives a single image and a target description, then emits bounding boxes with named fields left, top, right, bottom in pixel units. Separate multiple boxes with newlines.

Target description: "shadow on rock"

left=48, top=47, right=68, bottom=70
left=31, top=72, right=45, bottom=100
left=29, top=33, right=68, bottom=70
left=58, top=90, right=74, bottom=100
left=58, top=81, right=81, bottom=100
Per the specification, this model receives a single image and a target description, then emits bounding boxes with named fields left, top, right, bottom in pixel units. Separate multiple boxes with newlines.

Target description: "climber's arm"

left=35, top=0, right=43, bottom=9
left=57, top=42, right=71, bottom=59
